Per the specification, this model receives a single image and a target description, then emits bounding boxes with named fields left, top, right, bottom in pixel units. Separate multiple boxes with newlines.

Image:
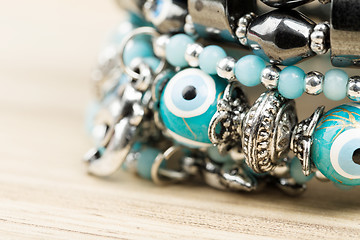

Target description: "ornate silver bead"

left=347, top=76, right=360, bottom=101
left=153, top=34, right=170, bottom=58
left=184, top=14, right=196, bottom=36
left=310, top=22, right=330, bottom=55
left=242, top=91, right=298, bottom=173
left=216, top=57, right=236, bottom=80
left=290, top=106, right=324, bottom=176
left=184, top=43, right=203, bottom=67
left=261, top=65, right=280, bottom=90
left=304, top=71, right=324, bottom=95
left=235, top=13, right=256, bottom=46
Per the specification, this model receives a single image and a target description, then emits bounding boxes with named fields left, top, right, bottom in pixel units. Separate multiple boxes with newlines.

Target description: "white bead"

left=261, top=65, right=280, bottom=89
left=184, top=43, right=203, bottom=67
left=347, top=76, right=360, bottom=101
left=304, top=71, right=323, bottom=95
left=152, top=35, right=170, bottom=58
left=216, top=57, right=235, bottom=80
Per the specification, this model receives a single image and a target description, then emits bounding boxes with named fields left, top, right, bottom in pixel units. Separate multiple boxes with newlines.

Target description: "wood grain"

left=1, top=1, right=360, bottom=239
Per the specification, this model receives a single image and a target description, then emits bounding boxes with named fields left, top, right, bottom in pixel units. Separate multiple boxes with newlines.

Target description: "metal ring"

left=151, top=146, right=189, bottom=185
left=118, top=27, right=166, bottom=79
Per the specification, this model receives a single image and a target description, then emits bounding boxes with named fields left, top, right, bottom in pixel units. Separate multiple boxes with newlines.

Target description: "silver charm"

left=290, top=106, right=324, bottom=176
left=347, top=76, right=360, bottom=101
left=304, top=71, right=324, bottom=95
left=242, top=91, right=298, bottom=173
left=209, top=81, right=249, bottom=154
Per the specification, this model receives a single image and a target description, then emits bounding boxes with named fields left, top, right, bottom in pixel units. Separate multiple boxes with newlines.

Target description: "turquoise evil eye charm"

left=159, top=68, right=228, bottom=148
left=311, top=103, right=360, bottom=186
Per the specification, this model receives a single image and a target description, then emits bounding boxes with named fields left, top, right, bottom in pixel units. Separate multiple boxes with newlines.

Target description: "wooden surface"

left=1, top=1, right=360, bottom=239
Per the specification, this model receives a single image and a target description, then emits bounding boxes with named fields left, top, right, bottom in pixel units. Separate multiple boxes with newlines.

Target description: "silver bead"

left=152, top=35, right=170, bottom=58
left=347, top=76, right=360, bottom=101
left=235, top=13, right=256, bottom=46
left=310, top=22, right=330, bottom=55
left=304, top=71, right=323, bottom=95
left=216, top=57, right=235, bottom=80
left=261, top=65, right=280, bottom=90
left=184, top=43, right=203, bottom=67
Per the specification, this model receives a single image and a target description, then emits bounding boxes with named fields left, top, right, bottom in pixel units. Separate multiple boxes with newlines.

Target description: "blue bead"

left=142, top=56, right=161, bottom=71
left=207, top=146, right=233, bottom=163
left=323, top=69, right=348, bottom=101
left=278, top=66, right=305, bottom=99
left=289, top=157, right=314, bottom=184
left=159, top=68, right=228, bottom=148
left=311, top=103, right=360, bottom=186
left=123, top=39, right=154, bottom=66
left=199, top=45, right=227, bottom=75
left=234, top=55, right=265, bottom=87
left=166, top=34, right=194, bottom=67
left=137, top=146, right=163, bottom=180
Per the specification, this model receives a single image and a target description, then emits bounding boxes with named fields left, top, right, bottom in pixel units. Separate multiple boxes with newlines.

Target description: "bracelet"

left=85, top=20, right=360, bottom=195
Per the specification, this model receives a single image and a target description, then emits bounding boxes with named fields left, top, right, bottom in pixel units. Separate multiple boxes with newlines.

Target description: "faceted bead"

left=247, top=10, right=315, bottom=65
left=260, top=0, right=313, bottom=9
left=323, top=69, right=348, bottom=101
left=199, top=45, right=227, bottom=75
left=289, top=157, right=314, bottom=184
left=234, top=55, right=265, bottom=87
left=278, top=66, right=305, bottom=99
left=311, top=103, right=360, bottom=186
left=166, top=34, right=195, bottom=67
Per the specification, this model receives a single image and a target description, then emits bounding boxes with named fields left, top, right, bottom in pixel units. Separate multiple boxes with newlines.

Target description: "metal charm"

left=290, top=106, right=324, bottom=176
left=209, top=81, right=249, bottom=154
left=242, top=90, right=298, bottom=173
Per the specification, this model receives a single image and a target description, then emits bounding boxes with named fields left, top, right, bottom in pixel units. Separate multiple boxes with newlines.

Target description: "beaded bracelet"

left=85, top=22, right=360, bottom=195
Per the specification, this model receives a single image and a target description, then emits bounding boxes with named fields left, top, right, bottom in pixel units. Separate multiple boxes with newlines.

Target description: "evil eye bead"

left=311, top=103, right=360, bottom=186
left=159, top=68, right=228, bottom=148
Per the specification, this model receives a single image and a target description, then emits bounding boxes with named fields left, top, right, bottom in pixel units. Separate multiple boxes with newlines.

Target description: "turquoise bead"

left=289, top=157, right=314, bottom=184
left=199, top=45, right=227, bottom=75
left=311, top=103, right=360, bottom=186
left=323, top=69, right=348, bottom=101
left=137, top=146, right=163, bottom=180
left=234, top=55, right=265, bottom=87
left=142, top=56, right=161, bottom=71
left=166, top=34, right=194, bottom=67
left=207, top=146, right=233, bottom=163
left=159, top=68, right=228, bottom=148
left=123, top=39, right=154, bottom=66
left=278, top=66, right=305, bottom=99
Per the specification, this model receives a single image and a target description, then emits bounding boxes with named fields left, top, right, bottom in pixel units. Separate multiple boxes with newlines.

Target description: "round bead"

left=347, top=76, right=360, bottom=101
left=165, top=34, right=194, bottom=67
left=323, top=69, right=348, bottom=101
left=278, top=66, right=305, bottom=99
left=216, top=57, right=235, bottom=80
left=136, top=146, right=163, bottom=180
left=304, top=71, right=324, bottom=95
left=123, top=39, right=154, bottom=66
left=184, top=43, right=203, bottom=67
left=289, top=157, right=314, bottom=184
left=235, top=55, right=265, bottom=87
left=261, top=65, right=280, bottom=89
left=199, top=45, right=227, bottom=75
left=311, top=103, right=360, bottom=186
left=207, top=146, right=233, bottom=164
left=153, top=35, right=170, bottom=58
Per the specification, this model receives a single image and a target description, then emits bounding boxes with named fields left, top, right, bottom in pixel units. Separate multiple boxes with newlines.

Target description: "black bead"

left=332, top=0, right=360, bottom=31
left=261, top=0, right=314, bottom=9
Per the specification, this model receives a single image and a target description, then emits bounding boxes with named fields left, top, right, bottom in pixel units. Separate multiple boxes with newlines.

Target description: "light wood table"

left=1, top=1, right=360, bottom=239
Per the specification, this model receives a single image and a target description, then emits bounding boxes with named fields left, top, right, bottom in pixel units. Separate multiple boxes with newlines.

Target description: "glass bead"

left=278, top=66, right=305, bottom=99
left=234, top=55, right=265, bottom=87
left=165, top=34, right=194, bottom=67
left=323, top=69, right=348, bottom=101
left=199, top=45, right=227, bottom=75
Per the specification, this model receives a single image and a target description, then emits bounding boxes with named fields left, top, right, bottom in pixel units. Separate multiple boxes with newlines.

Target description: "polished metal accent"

left=209, top=81, right=249, bottom=154
left=290, top=106, right=324, bottom=176
left=261, top=65, right=280, bottom=90
left=318, top=0, right=331, bottom=3
left=347, top=76, right=360, bottom=101
left=184, top=43, right=204, bottom=67
left=247, top=10, right=315, bottom=65
left=216, top=56, right=235, bottom=80
left=184, top=14, right=196, bottom=36
left=242, top=90, right=298, bottom=173
left=304, top=71, right=324, bottom=95
left=143, top=0, right=187, bottom=33
left=153, top=34, right=170, bottom=58
left=260, top=0, right=314, bottom=8
left=235, top=13, right=256, bottom=46
left=310, top=22, right=330, bottom=55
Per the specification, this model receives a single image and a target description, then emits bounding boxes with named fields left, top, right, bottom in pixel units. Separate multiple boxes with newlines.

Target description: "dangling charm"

left=242, top=90, right=298, bottom=173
